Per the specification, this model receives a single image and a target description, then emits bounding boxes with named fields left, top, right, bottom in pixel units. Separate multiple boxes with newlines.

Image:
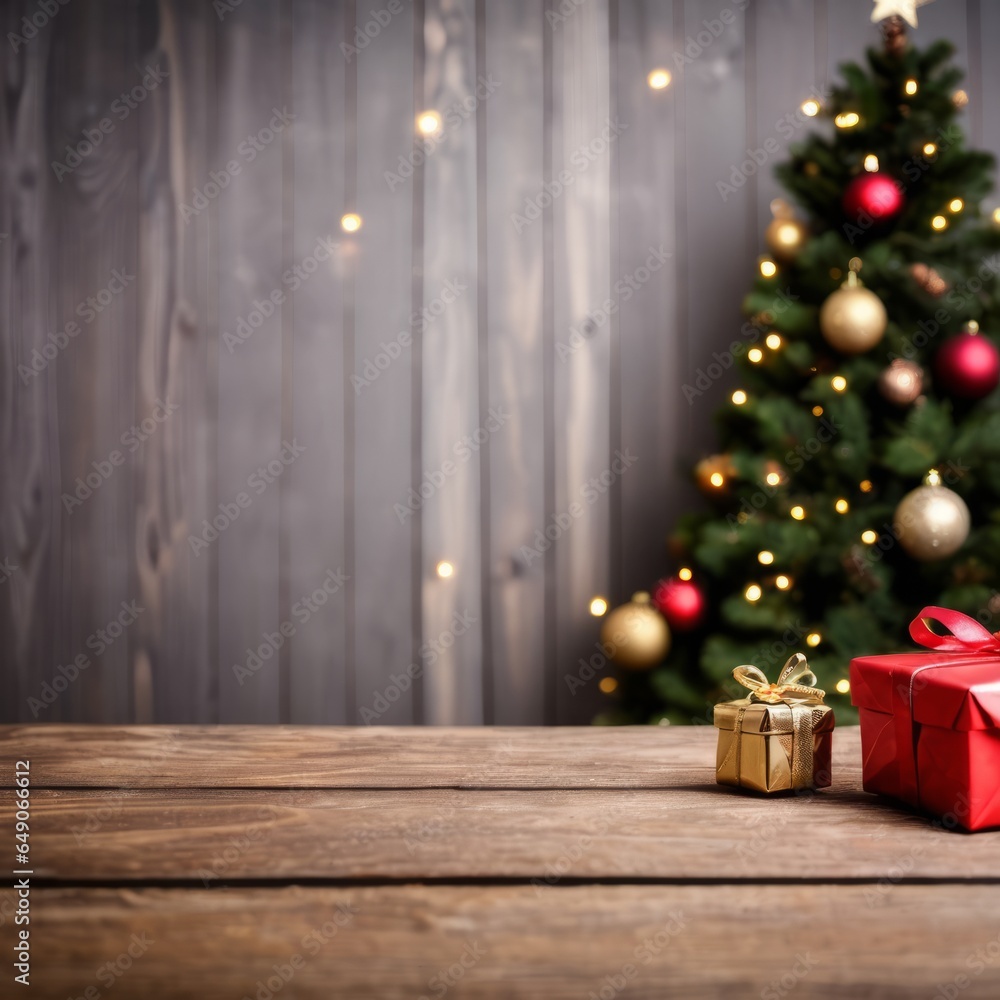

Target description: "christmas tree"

left=600, top=13, right=1000, bottom=726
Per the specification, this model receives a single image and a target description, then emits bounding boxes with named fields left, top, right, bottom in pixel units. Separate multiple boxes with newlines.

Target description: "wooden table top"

left=2, top=724, right=999, bottom=998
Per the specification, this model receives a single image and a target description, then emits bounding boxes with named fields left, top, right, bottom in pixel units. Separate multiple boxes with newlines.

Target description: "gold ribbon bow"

left=733, top=653, right=826, bottom=704
left=726, top=654, right=827, bottom=790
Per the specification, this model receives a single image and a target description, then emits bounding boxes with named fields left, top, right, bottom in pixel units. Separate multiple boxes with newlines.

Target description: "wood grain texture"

left=2, top=0, right=999, bottom=726
left=0, top=722, right=717, bottom=787
left=3, top=884, right=999, bottom=998
left=16, top=777, right=1000, bottom=882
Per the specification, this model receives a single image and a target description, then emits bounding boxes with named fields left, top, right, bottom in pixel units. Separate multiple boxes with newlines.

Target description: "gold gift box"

left=714, top=697, right=835, bottom=793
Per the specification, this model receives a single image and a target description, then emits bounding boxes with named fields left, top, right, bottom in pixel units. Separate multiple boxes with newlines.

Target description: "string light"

left=835, top=498, right=850, bottom=514
left=709, top=472, right=725, bottom=488
left=926, top=467, right=942, bottom=486
left=806, top=632, right=822, bottom=647
left=861, top=530, right=878, bottom=544
left=745, top=584, right=763, bottom=602
left=801, top=99, right=820, bottom=117
left=775, top=575, right=791, bottom=590
left=340, top=213, right=363, bottom=233
left=765, top=471, right=781, bottom=486
left=599, top=676, right=618, bottom=694
left=812, top=405, right=824, bottom=417
left=860, top=479, right=873, bottom=493
left=953, top=89, right=969, bottom=107
left=748, top=348, right=764, bottom=363
left=436, top=560, right=455, bottom=578
left=678, top=567, right=693, bottom=581
left=731, top=390, right=748, bottom=405
left=831, top=375, right=848, bottom=392
left=765, top=333, right=782, bottom=350
left=949, top=198, right=964, bottom=213
left=835, top=679, right=851, bottom=694
left=904, top=79, right=918, bottom=96
left=790, top=505, right=806, bottom=520
left=416, top=111, right=442, bottom=135
left=589, top=597, right=608, bottom=617
left=923, top=142, right=937, bottom=157
left=647, top=68, right=672, bottom=90
left=864, top=154, right=879, bottom=172
left=760, top=259, right=778, bottom=278
left=994, top=208, right=1000, bottom=225
left=758, top=550, right=775, bottom=565
left=931, top=215, right=948, bottom=231
left=834, top=112, right=860, bottom=128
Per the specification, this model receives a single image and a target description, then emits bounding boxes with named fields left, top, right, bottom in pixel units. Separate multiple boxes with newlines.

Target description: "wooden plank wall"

left=0, top=0, right=995, bottom=725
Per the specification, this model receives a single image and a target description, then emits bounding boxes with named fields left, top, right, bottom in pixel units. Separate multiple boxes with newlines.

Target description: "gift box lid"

left=714, top=698, right=834, bottom=735
left=851, top=652, right=1000, bottom=732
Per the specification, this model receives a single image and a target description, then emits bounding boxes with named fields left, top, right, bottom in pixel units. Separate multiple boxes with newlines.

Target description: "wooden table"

left=2, top=724, right=999, bottom=998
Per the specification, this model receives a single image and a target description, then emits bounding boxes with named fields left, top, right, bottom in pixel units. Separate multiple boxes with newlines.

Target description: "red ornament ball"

left=842, top=174, right=904, bottom=222
left=935, top=330, right=1000, bottom=399
left=653, top=576, right=706, bottom=632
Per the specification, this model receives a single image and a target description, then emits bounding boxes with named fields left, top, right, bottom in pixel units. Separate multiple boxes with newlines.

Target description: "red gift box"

left=850, top=607, right=1000, bottom=832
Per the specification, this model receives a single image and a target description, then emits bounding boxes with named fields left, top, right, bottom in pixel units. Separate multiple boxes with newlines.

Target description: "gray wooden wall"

left=2, top=0, right=998, bottom=725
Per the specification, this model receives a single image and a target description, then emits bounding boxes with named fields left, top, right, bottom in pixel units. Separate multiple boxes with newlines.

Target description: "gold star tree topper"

left=871, top=0, right=935, bottom=28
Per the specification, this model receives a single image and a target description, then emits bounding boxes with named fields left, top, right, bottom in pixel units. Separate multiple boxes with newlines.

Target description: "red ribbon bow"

left=909, top=606, right=1000, bottom=654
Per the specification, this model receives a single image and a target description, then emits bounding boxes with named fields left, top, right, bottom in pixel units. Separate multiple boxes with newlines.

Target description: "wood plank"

left=551, top=0, right=614, bottom=725
left=282, top=0, right=349, bottom=723
left=213, top=0, right=287, bottom=723
left=16, top=769, right=1000, bottom=881
left=351, top=0, right=419, bottom=725
left=4, top=884, right=999, bottom=998
left=615, top=0, right=684, bottom=599
left=483, top=0, right=547, bottom=725
left=420, top=0, right=486, bottom=724
left=0, top=722, right=722, bottom=787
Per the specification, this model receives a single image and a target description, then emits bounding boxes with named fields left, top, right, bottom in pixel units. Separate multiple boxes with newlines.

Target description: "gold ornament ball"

left=600, top=593, right=671, bottom=670
left=878, top=359, right=924, bottom=406
left=893, top=482, right=970, bottom=561
left=765, top=216, right=808, bottom=261
left=819, top=281, right=888, bottom=355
